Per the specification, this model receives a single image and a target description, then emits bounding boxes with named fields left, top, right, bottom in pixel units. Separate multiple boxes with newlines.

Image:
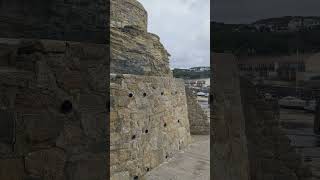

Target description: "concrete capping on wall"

left=212, top=53, right=251, bottom=180
left=110, top=74, right=191, bottom=179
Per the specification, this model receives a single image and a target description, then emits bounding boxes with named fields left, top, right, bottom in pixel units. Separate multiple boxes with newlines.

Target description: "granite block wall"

left=110, top=74, right=192, bottom=180
left=0, top=38, right=108, bottom=180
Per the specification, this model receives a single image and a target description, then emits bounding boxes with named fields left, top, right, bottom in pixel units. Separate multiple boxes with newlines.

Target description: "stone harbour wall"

left=110, top=1, right=193, bottom=179
left=110, top=74, right=192, bottom=180
left=111, top=0, right=148, bottom=31
left=212, top=53, right=251, bottom=180
left=0, top=38, right=108, bottom=180
left=186, top=87, right=210, bottom=135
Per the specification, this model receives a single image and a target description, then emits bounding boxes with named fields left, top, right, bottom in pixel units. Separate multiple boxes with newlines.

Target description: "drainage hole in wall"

left=165, top=155, right=168, bottom=159
left=133, top=176, right=139, bottom=180
left=145, top=129, right=149, bottom=134
left=146, top=167, right=150, bottom=172
left=175, top=91, right=178, bottom=94
left=161, top=92, right=164, bottom=95
left=178, top=120, right=180, bottom=123
left=164, top=123, right=167, bottom=127
left=131, top=135, right=136, bottom=140
left=129, top=93, right=133, bottom=97
left=60, top=100, right=73, bottom=114
left=143, top=93, right=147, bottom=97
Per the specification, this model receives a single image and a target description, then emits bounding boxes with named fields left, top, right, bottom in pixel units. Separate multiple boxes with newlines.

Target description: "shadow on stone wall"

left=212, top=52, right=313, bottom=180
left=0, top=39, right=108, bottom=180
left=240, top=78, right=313, bottom=180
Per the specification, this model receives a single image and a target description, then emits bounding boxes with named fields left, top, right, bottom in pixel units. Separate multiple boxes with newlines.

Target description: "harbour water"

left=280, top=109, right=320, bottom=179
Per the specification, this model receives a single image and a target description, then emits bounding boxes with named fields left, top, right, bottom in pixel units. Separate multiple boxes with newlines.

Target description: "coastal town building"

left=237, top=53, right=320, bottom=81
left=296, top=53, right=320, bottom=83
left=189, top=66, right=210, bottom=72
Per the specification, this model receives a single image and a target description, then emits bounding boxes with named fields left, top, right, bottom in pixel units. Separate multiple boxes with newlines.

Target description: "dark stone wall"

left=212, top=53, right=251, bottom=180
left=0, top=0, right=108, bottom=43
left=0, top=39, right=108, bottom=180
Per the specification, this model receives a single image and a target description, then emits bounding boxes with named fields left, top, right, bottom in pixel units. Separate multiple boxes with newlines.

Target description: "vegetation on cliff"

left=172, top=68, right=210, bottom=79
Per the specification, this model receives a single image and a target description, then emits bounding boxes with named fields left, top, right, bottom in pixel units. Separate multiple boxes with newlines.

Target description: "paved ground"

left=280, top=109, right=320, bottom=179
left=144, top=135, right=210, bottom=180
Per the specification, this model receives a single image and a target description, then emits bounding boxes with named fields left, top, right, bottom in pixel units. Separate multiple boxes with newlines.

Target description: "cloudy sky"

left=212, top=0, right=320, bottom=24
left=137, top=0, right=210, bottom=69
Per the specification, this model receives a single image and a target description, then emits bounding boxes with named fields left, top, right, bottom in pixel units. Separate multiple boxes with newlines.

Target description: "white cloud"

left=137, top=0, right=210, bottom=69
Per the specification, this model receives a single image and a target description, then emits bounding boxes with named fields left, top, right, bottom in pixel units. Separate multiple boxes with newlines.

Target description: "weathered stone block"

left=66, top=154, right=107, bottom=180
left=81, top=112, right=106, bottom=139
left=111, top=171, right=130, bottom=180
left=0, top=158, right=25, bottom=180
left=56, top=123, right=85, bottom=152
left=24, top=111, right=64, bottom=143
left=0, top=109, right=15, bottom=144
left=25, top=148, right=66, bottom=180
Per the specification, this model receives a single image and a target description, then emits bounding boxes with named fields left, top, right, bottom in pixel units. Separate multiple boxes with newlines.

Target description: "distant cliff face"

left=110, top=0, right=172, bottom=76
